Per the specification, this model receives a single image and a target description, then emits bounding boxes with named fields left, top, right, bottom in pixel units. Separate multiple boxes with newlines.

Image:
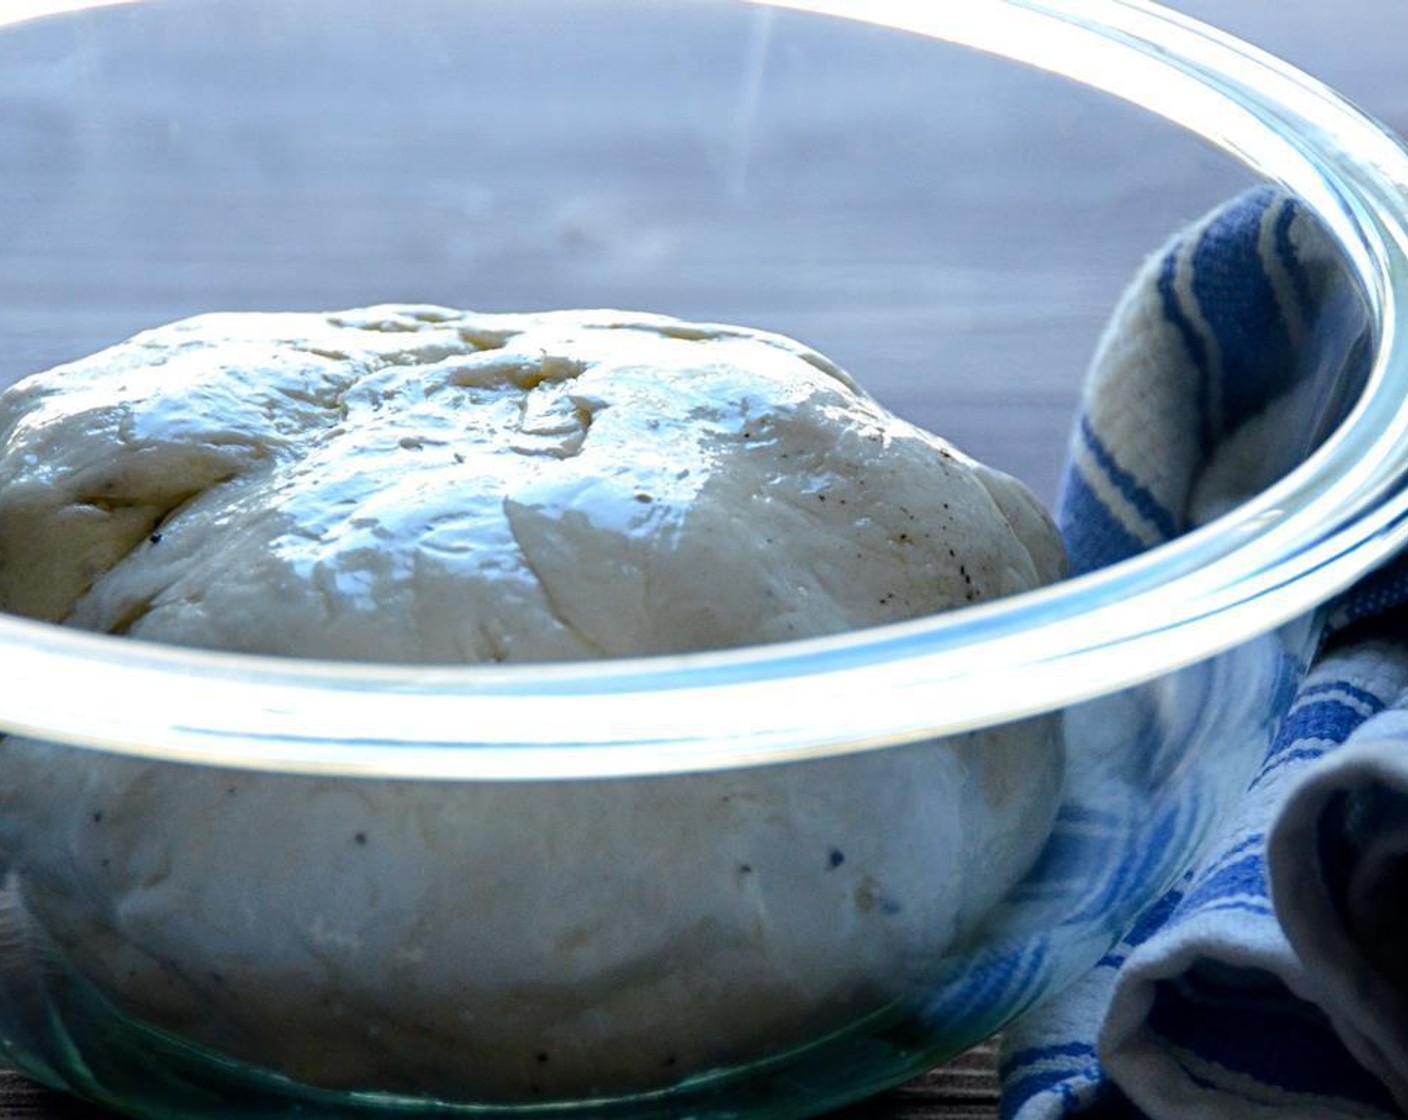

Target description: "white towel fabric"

left=1001, top=186, right=1408, bottom=1120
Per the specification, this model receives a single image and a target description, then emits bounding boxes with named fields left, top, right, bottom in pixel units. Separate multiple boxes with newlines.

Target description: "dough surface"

left=0, top=306, right=1066, bottom=1098
left=0, top=305, right=1062, bottom=656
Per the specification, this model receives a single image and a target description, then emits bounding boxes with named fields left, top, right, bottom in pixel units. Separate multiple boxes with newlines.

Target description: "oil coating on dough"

left=0, top=306, right=1066, bottom=1098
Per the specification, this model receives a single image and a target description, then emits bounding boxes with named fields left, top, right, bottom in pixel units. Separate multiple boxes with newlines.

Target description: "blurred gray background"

left=2, top=0, right=1406, bottom=506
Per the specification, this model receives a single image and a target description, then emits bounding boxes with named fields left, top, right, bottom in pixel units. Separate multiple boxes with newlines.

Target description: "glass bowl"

left=1, top=1, right=1407, bottom=1117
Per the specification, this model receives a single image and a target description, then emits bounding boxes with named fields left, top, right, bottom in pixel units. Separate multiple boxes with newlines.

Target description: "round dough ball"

left=0, top=306, right=1066, bottom=1097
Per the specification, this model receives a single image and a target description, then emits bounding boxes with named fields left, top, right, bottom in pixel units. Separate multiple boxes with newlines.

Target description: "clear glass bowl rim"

left=4, top=0, right=1408, bottom=779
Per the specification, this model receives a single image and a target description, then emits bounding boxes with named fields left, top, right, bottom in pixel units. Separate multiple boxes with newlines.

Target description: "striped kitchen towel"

left=1001, top=185, right=1408, bottom=1120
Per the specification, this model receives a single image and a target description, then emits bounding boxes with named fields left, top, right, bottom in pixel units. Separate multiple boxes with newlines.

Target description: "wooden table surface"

left=2, top=1, right=1406, bottom=1116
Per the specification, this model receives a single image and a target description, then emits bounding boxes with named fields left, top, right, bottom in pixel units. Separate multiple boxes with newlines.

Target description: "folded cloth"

left=1001, top=185, right=1408, bottom=1120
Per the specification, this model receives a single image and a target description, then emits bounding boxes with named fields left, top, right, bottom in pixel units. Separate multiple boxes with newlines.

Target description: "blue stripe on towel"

left=1002, top=1046, right=1103, bottom=1120
left=1000, top=1067, right=1081, bottom=1120
left=1192, top=188, right=1294, bottom=436
left=1295, top=680, right=1389, bottom=712
left=1273, top=196, right=1314, bottom=319
left=930, top=941, right=1053, bottom=1028
left=1205, top=833, right=1263, bottom=866
left=1157, top=242, right=1215, bottom=454
left=1195, top=897, right=1274, bottom=920
left=1183, top=836, right=1264, bottom=894
left=1249, top=746, right=1331, bottom=788
left=1057, top=464, right=1147, bottom=575
left=1125, top=885, right=1184, bottom=947
left=1180, top=851, right=1267, bottom=914
left=1078, top=417, right=1181, bottom=541
left=1269, top=696, right=1372, bottom=754
left=1002, top=1042, right=1098, bottom=1075
left=1247, top=696, right=1379, bottom=790
left=1001, top=1070, right=1090, bottom=1117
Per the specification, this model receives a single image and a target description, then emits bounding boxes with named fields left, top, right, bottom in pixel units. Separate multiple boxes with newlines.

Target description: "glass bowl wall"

left=0, top=1, right=1407, bottom=1118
